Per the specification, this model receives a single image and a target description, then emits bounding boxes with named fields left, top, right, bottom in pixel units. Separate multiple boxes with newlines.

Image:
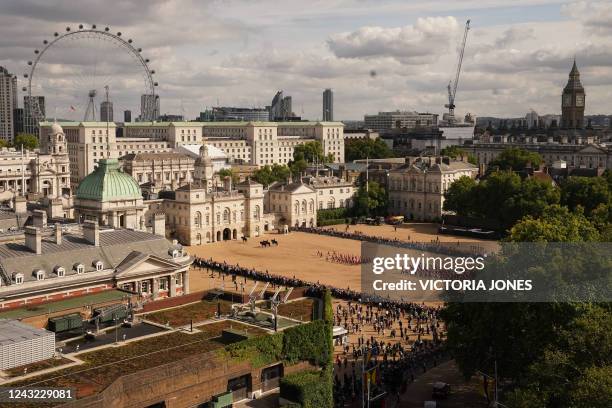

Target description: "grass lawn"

left=10, top=320, right=265, bottom=402
left=4, top=357, right=73, bottom=378
left=278, top=298, right=316, bottom=321
left=143, top=299, right=233, bottom=327
left=261, top=298, right=316, bottom=322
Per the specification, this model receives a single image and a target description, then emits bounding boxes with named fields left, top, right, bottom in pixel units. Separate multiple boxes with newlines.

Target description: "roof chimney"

left=83, top=220, right=100, bottom=246
left=55, top=223, right=62, bottom=245
left=32, top=210, right=47, bottom=228
left=153, top=213, right=165, bottom=237
left=25, top=226, right=42, bottom=254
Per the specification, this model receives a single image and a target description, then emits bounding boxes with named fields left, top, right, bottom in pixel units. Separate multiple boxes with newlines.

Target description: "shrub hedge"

left=317, top=208, right=349, bottom=221
left=279, top=367, right=333, bottom=408
left=219, top=290, right=335, bottom=406
left=318, top=218, right=347, bottom=226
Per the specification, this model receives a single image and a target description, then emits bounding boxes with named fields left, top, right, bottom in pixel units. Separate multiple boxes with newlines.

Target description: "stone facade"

left=388, top=157, right=478, bottom=221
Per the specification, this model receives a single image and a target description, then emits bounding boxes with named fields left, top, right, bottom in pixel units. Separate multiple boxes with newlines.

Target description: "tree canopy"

left=252, top=164, right=291, bottom=187
left=352, top=181, right=388, bottom=217
left=12, top=133, right=39, bottom=150
left=444, top=171, right=560, bottom=230
left=293, top=141, right=332, bottom=163
left=439, top=145, right=477, bottom=165
left=488, top=147, right=543, bottom=172
left=344, top=138, right=392, bottom=162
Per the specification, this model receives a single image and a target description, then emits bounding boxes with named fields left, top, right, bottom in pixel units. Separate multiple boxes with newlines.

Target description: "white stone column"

left=152, top=277, right=159, bottom=299
left=182, top=271, right=189, bottom=294
left=169, top=274, right=177, bottom=297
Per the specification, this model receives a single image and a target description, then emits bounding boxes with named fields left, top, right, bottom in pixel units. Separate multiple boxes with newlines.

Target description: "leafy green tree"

left=345, top=138, right=392, bottom=162
left=12, top=133, right=39, bottom=150
left=252, top=164, right=291, bottom=187
left=217, top=168, right=239, bottom=185
left=289, top=159, right=308, bottom=177
left=0, top=139, right=8, bottom=148
left=353, top=181, right=387, bottom=217
left=293, top=141, right=328, bottom=163
left=444, top=171, right=559, bottom=230
left=488, top=147, right=542, bottom=171
left=440, top=145, right=477, bottom=165
left=443, top=176, right=478, bottom=215
left=560, top=176, right=611, bottom=216
left=507, top=205, right=600, bottom=242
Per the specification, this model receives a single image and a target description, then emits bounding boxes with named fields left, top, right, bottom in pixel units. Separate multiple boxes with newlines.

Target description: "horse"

left=271, top=239, right=278, bottom=246
left=241, top=236, right=248, bottom=243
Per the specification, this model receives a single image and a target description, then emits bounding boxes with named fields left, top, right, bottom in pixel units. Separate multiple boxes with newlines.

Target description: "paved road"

left=397, top=360, right=488, bottom=408
left=61, top=323, right=167, bottom=353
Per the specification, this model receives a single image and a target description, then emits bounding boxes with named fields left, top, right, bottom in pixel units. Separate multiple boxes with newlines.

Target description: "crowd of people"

left=296, top=226, right=487, bottom=257
left=330, top=299, right=445, bottom=406
left=192, top=255, right=449, bottom=405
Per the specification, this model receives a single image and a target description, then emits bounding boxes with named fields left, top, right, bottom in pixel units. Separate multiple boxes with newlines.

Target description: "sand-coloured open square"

left=187, top=223, right=492, bottom=294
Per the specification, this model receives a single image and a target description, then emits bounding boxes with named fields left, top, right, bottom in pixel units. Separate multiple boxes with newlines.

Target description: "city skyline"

left=0, top=1, right=611, bottom=121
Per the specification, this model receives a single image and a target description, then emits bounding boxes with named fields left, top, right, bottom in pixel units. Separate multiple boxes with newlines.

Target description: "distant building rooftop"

left=0, top=319, right=54, bottom=347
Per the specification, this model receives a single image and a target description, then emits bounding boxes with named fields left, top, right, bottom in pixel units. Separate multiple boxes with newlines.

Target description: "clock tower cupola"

left=561, top=59, right=585, bottom=129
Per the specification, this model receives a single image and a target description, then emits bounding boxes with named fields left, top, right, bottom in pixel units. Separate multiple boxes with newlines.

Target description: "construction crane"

left=444, top=19, right=471, bottom=126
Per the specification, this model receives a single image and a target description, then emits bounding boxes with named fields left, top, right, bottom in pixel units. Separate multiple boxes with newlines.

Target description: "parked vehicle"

left=432, top=382, right=451, bottom=399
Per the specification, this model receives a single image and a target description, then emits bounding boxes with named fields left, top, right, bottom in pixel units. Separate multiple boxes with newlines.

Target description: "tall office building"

left=269, top=91, right=294, bottom=120
left=24, top=96, right=45, bottom=135
left=323, top=89, right=333, bottom=121
left=269, top=91, right=284, bottom=120
left=124, top=110, right=132, bottom=123
left=0, top=66, right=18, bottom=142
left=13, top=108, right=24, bottom=135
left=100, top=101, right=114, bottom=122
left=281, top=96, right=292, bottom=119
left=141, top=94, right=160, bottom=121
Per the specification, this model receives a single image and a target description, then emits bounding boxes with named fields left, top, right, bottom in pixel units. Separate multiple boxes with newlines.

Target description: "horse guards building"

left=0, top=120, right=353, bottom=309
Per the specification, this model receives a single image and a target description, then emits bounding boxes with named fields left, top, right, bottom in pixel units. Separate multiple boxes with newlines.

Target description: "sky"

left=1, top=0, right=611, bottom=121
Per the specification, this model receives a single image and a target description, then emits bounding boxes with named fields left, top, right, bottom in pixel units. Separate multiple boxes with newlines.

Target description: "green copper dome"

left=76, top=159, right=142, bottom=202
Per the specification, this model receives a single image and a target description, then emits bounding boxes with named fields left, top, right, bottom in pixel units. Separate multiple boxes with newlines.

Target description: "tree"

left=217, top=168, right=239, bottom=185
left=12, top=133, right=39, bottom=150
left=444, top=171, right=559, bottom=230
left=253, top=164, right=291, bottom=187
left=293, top=141, right=328, bottom=163
left=507, top=205, right=600, bottom=242
left=344, top=138, right=392, bottom=162
left=488, top=147, right=542, bottom=171
left=560, top=176, right=611, bottom=216
left=289, top=159, right=307, bottom=177
left=353, top=181, right=388, bottom=217
left=443, top=176, right=478, bottom=215
left=439, top=145, right=477, bottom=165
left=0, top=139, right=8, bottom=148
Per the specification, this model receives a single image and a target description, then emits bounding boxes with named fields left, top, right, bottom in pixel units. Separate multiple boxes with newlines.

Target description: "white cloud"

left=327, top=17, right=459, bottom=64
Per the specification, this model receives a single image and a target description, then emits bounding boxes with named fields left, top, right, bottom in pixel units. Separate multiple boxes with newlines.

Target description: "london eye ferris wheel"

left=22, top=24, right=159, bottom=131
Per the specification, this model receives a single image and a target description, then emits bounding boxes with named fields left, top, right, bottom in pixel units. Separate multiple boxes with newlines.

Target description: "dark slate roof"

left=0, top=229, right=178, bottom=284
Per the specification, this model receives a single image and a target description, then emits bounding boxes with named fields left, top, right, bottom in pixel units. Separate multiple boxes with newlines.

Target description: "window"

left=159, top=278, right=168, bottom=291
left=94, top=261, right=104, bottom=271
left=14, top=273, right=24, bottom=284
left=35, top=270, right=45, bottom=281
left=54, top=266, right=65, bottom=277
left=74, top=263, right=85, bottom=274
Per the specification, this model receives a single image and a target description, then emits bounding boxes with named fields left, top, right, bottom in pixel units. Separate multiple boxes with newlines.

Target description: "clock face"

left=576, top=94, right=585, bottom=107
left=563, top=94, right=572, bottom=107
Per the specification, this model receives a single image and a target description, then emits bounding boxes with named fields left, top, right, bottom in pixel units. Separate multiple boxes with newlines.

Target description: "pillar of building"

left=169, top=275, right=177, bottom=297
left=152, top=278, right=159, bottom=299
left=182, top=271, right=189, bottom=294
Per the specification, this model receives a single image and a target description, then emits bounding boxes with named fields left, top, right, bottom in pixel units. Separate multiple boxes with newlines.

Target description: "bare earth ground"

left=187, top=223, right=492, bottom=294
left=188, top=231, right=363, bottom=291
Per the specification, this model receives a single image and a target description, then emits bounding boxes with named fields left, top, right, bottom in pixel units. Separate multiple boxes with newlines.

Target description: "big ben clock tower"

left=561, top=59, right=585, bottom=129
